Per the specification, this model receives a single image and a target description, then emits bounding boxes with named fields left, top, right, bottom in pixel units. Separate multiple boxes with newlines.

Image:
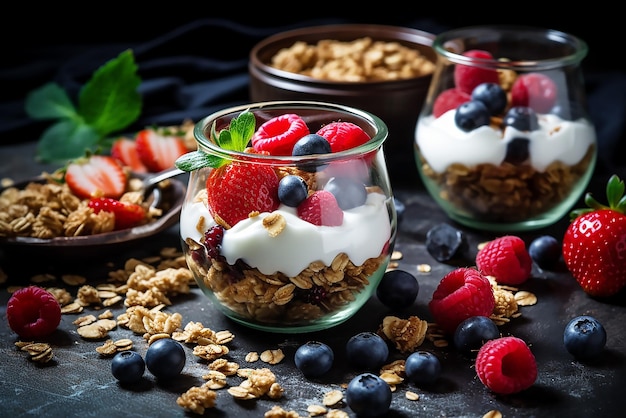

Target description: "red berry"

left=476, top=236, right=532, bottom=286
left=428, top=267, right=495, bottom=334
left=88, top=197, right=147, bottom=230
left=475, top=336, right=537, bottom=395
left=251, top=113, right=310, bottom=155
left=510, top=73, right=558, bottom=113
left=316, top=122, right=371, bottom=153
left=453, top=50, right=500, bottom=95
left=432, top=88, right=471, bottom=118
left=7, top=286, right=62, bottom=339
left=297, top=190, right=344, bottom=226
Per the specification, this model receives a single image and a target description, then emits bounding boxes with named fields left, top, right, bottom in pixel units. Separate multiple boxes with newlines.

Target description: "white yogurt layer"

left=180, top=192, right=391, bottom=277
left=416, top=111, right=596, bottom=173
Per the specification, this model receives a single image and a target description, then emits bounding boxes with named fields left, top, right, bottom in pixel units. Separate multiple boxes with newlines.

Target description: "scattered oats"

left=176, top=385, right=217, bottom=415
left=263, top=405, right=300, bottom=418
left=73, top=314, right=97, bottom=327
left=30, top=273, right=56, bottom=283
left=380, top=371, right=404, bottom=386
left=262, top=212, right=286, bottom=237
left=202, top=370, right=228, bottom=389
left=514, top=290, right=537, bottom=306
left=228, top=385, right=254, bottom=400
left=61, top=274, right=87, bottom=286
left=322, top=389, right=343, bottom=406
left=477, top=241, right=489, bottom=251
left=406, top=391, right=420, bottom=401
left=387, top=261, right=399, bottom=270
left=95, top=339, right=119, bottom=356
left=102, top=295, right=123, bottom=307
left=326, top=409, right=349, bottom=418
left=417, top=264, right=431, bottom=273
left=391, top=250, right=403, bottom=260
left=61, top=301, right=83, bottom=314
left=208, top=358, right=239, bottom=376
left=148, top=333, right=173, bottom=345
left=77, top=319, right=116, bottom=339
left=307, top=404, right=327, bottom=416
left=19, top=342, right=54, bottom=363
left=260, top=348, right=285, bottom=365
left=483, top=410, right=503, bottom=418
left=379, top=315, right=428, bottom=353
left=245, top=351, right=259, bottom=362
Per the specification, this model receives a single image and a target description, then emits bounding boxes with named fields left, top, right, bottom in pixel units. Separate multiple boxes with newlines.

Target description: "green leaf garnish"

left=25, top=49, right=142, bottom=163
left=175, top=109, right=256, bottom=172
left=570, top=174, right=626, bottom=220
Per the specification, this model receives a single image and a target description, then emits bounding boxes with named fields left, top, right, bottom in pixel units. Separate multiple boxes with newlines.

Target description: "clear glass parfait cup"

left=414, top=25, right=597, bottom=232
left=177, top=101, right=396, bottom=333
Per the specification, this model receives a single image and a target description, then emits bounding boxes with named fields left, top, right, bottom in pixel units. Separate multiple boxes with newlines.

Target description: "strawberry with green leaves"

left=563, top=175, right=626, bottom=297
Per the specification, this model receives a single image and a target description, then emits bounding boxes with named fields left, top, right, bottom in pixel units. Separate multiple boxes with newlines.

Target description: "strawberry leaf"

left=175, top=150, right=225, bottom=172
left=570, top=174, right=626, bottom=220
left=35, top=120, right=100, bottom=163
left=25, top=83, right=79, bottom=120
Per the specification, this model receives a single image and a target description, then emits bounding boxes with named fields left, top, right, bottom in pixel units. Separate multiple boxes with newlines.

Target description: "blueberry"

left=346, top=332, right=389, bottom=371
left=563, top=315, right=607, bottom=361
left=345, top=373, right=392, bottom=417
left=453, top=316, right=500, bottom=357
left=471, top=82, right=507, bottom=115
left=529, top=235, right=561, bottom=270
left=376, top=269, right=419, bottom=310
left=323, top=177, right=367, bottom=210
left=278, top=175, right=308, bottom=207
left=425, top=223, right=467, bottom=262
left=145, top=338, right=186, bottom=379
left=405, top=351, right=441, bottom=386
left=111, top=351, right=145, bottom=384
left=292, top=133, right=332, bottom=156
left=454, top=100, right=490, bottom=132
left=393, top=197, right=405, bottom=224
left=294, top=341, right=334, bottom=378
left=502, top=106, right=539, bottom=131
left=504, top=137, right=530, bottom=164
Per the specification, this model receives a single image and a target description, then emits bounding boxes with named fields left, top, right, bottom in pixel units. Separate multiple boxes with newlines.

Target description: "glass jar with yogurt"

left=178, top=101, right=396, bottom=333
left=414, top=26, right=596, bottom=231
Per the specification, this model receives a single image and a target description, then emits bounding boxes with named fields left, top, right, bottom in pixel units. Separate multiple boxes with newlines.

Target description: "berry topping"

left=454, top=100, right=491, bottom=132
left=345, top=373, right=392, bottom=417
left=88, top=197, right=147, bottom=230
left=6, top=286, right=62, bottom=339
left=376, top=269, right=419, bottom=310
left=278, top=175, right=309, bottom=207
left=528, top=235, right=562, bottom=270
left=111, top=351, right=146, bottom=384
left=322, top=176, right=367, bottom=210
left=294, top=341, right=334, bottom=378
left=425, top=223, right=468, bottom=262
left=404, top=351, right=442, bottom=386
left=134, top=128, right=188, bottom=172
left=453, top=50, right=500, bottom=95
left=502, top=106, right=539, bottom=131
left=503, top=137, right=530, bottom=164
left=475, top=336, right=537, bottom=395
left=297, top=190, right=344, bottom=226
left=511, top=72, right=558, bottom=113
left=433, top=88, right=471, bottom=118
left=145, top=338, right=186, bottom=379
left=563, top=315, right=607, bottom=361
left=346, top=332, right=389, bottom=371
left=475, top=235, right=532, bottom=286
left=453, top=316, right=500, bottom=358
left=64, top=154, right=128, bottom=200
left=428, top=267, right=495, bottom=334
left=471, top=82, right=507, bottom=115
left=251, top=113, right=309, bottom=155
left=316, top=121, right=371, bottom=152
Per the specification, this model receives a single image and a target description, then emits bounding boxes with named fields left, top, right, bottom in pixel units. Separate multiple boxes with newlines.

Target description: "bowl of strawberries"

left=176, top=101, right=397, bottom=333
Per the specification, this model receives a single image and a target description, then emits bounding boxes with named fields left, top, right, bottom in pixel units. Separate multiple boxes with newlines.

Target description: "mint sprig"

left=25, top=49, right=142, bottom=163
left=175, top=109, right=256, bottom=172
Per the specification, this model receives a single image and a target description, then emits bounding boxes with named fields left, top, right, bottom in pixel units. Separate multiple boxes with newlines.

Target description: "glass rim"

left=193, top=100, right=389, bottom=164
left=433, top=25, right=589, bottom=70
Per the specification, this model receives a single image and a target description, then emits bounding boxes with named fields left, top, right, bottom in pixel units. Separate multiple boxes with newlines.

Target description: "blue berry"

left=346, top=332, right=389, bottom=371
left=376, top=269, right=419, bottom=310
left=405, top=351, right=441, bottom=386
left=454, top=100, right=490, bottom=132
left=278, top=175, right=308, bottom=207
left=145, top=338, right=186, bottom=379
left=504, top=137, right=530, bottom=164
left=502, top=106, right=539, bottom=131
left=471, top=82, right=507, bottom=115
left=453, top=316, right=500, bottom=357
left=294, top=341, right=334, bottom=378
left=425, top=223, right=467, bottom=262
left=323, top=177, right=367, bottom=210
left=563, top=315, right=607, bottom=361
left=345, top=373, right=392, bottom=417
left=292, top=133, right=332, bottom=156
left=528, top=235, right=561, bottom=270
left=111, top=351, right=145, bottom=384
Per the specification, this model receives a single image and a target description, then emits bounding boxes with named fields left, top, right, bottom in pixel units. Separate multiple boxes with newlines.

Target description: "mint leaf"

left=224, top=110, right=255, bottom=151
left=175, top=150, right=225, bottom=172
left=25, top=83, right=79, bottom=120
left=36, top=120, right=100, bottom=163
left=79, top=49, right=142, bottom=137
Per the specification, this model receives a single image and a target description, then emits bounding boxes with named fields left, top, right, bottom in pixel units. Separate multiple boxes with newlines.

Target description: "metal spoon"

left=140, top=166, right=185, bottom=208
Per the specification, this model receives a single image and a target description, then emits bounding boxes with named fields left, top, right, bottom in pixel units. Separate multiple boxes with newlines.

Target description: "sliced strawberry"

left=88, top=197, right=147, bottom=230
left=510, top=73, right=558, bottom=113
left=206, top=162, right=280, bottom=228
left=251, top=113, right=310, bottom=156
left=65, top=155, right=128, bottom=200
left=297, top=190, right=344, bottom=226
left=316, top=121, right=371, bottom=153
left=433, top=88, right=471, bottom=118
left=135, top=129, right=189, bottom=172
left=454, top=50, right=500, bottom=95
left=111, top=137, right=148, bottom=173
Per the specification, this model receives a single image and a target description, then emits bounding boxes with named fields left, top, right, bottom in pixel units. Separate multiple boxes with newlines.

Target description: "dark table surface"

left=1, top=140, right=625, bottom=418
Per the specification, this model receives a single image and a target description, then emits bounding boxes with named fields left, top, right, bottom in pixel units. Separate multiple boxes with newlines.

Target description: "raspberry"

left=476, top=235, right=532, bottom=285
left=251, top=113, right=310, bottom=155
left=510, top=73, right=558, bottom=113
left=6, top=286, right=62, bottom=339
left=475, top=336, right=537, bottom=394
left=453, top=50, right=500, bottom=95
left=316, top=121, right=371, bottom=152
left=432, top=88, right=470, bottom=118
left=297, top=190, right=344, bottom=226
left=428, top=267, right=495, bottom=334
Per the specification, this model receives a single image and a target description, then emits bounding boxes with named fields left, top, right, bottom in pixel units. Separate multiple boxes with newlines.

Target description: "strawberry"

left=6, top=286, right=62, bottom=339
left=297, top=190, right=344, bottom=226
left=65, top=154, right=128, bottom=200
left=453, top=50, right=500, bottom=95
left=511, top=73, right=558, bottom=114
left=432, top=88, right=471, bottom=118
left=111, top=137, right=148, bottom=173
left=135, top=128, right=188, bottom=172
left=475, top=235, right=533, bottom=286
left=88, top=197, right=147, bottom=230
left=251, top=113, right=310, bottom=155
left=316, top=121, right=371, bottom=153
left=562, top=175, right=626, bottom=297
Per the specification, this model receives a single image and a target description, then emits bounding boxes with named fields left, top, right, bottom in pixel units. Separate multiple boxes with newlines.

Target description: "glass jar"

left=414, top=26, right=597, bottom=232
left=179, top=101, right=396, bottom=333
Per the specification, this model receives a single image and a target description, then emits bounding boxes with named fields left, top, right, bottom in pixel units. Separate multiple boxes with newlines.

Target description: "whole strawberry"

left=563, top=175, right=626, bottom=297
